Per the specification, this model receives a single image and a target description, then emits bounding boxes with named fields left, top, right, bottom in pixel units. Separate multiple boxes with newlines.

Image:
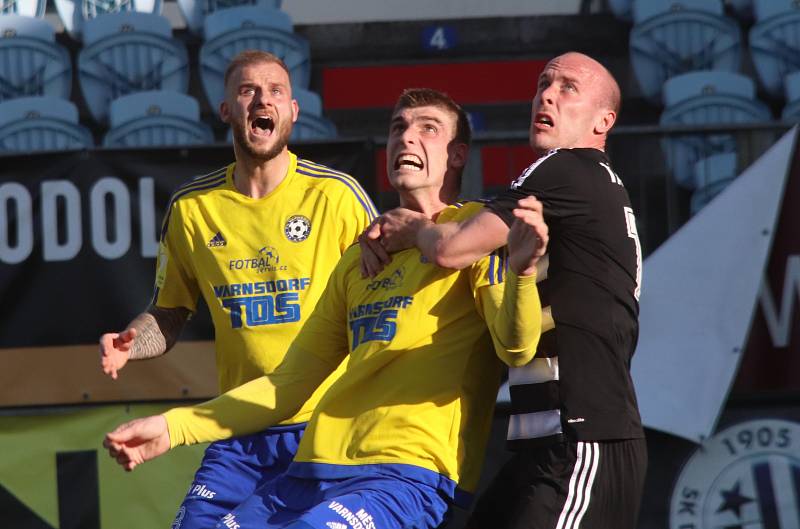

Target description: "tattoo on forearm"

left=128, top=306, right=190, bottom=360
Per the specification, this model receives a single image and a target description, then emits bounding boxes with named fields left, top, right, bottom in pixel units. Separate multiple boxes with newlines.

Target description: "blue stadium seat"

left=662, top=69, right=755, bottom=106
left=294, top=86, right=321, bottom=116
left=0, top=15, right=71, bottom=101
left=0, top=96, right=93, bottom=152
left=660, top=71, right=770, bottom=188
left=176, top=0, right=281, bottom=36
left=199, top=6, right=310, bottom=107
left=104, top=90, right=214, bottom=147
left=630, top=0, right=742, bottom=102
left=749, top=0, right=800, bottom=98
left=690, top=151, right=737, bottom=214
left=292, top=86, right=337, bottom=141
left=77, top=12, right=189, bottom=123
left=608, top=0, right=632, bottom=20
left=781, top=70, right=800, bottom=122
left=633, top=0, right=723, bottom=23
left=53, top=0, right=162, bottom=39
left=0, top=0, right=46, bottom=17
left=752, top=0, right=796, bottom=21
left=726, top=0, right=753, bottom=21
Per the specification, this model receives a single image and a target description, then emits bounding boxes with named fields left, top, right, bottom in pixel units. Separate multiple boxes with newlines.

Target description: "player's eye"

left=422, top=123, right=437, bottom=134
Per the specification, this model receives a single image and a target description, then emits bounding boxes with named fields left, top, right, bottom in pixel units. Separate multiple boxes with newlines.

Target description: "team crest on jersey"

left=669, top=418, right=800, bottom=529
left=284, top=215, right=311, bottom=242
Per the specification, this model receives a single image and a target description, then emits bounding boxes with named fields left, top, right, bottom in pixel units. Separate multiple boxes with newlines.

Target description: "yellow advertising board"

left=0, top=404, right=208, bottom=529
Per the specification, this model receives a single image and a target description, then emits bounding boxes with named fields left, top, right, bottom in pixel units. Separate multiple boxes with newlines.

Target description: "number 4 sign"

left=422, top=25, right=457, bottom=51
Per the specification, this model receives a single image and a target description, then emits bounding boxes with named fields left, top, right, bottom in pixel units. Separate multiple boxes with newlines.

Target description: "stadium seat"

left=629, top=0, right=742, bottom=102
left=781, top=70, right=800, bottom=122
left=0, top=96, right=93, bottom=152
left=662, top=69, right=755, bottom=106
left=660, top=71, right=770, bottom=188
left=53, top=0, right=162, bottom=39
left=752, top=0, right=797, bottom=21
left=608, top=0, right=632, bottom=20
left=749, top=0, right=800, bottom=98
left=726, top=0, right=753, bottom=21
left=176, top=0, right=281, bottom=36
left=689, top=151, right=737, bottom=214
left=0, top=15, right=72, bottom=101
left=103, top=90, right=214, bottom=147
left=292, top=87, right=337, bottom=140
left=77, top=12, right=189, bottom=123
left=199, top=5, right=310, bottom=107
left=0, top=0, right=46, bottom=17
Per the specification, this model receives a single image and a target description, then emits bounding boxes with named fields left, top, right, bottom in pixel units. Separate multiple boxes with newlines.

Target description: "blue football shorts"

left=171, top=423, right=306, bottom=529
left=214, top=471, right=451, bottom=529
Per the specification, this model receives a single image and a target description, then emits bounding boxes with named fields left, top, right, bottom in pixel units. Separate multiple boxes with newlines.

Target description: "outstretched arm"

left=99, top=305, right=191, bottom=379
left=360, top=208, right=511, bottom=276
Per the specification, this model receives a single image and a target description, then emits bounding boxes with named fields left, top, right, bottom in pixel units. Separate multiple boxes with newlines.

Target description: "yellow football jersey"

left=154, top=152, right=377, bottom=423
left=166, top=202, right=543, bottom=504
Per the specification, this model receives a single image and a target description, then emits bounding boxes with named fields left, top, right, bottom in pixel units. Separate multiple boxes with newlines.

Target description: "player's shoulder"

left=168, top=164, right=230, bottom=207
left=438, top=200, right=487, bottom=223
left=530, top=147, right=606, bottom=171
left=333, top=243, right=364, bottom=274
left=295, top=158, right=362, bottom=194
left=513, top=148, right=609, bottom=189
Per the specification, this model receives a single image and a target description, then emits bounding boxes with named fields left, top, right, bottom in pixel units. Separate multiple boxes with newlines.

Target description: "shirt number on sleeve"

left=624, top=206, right=642, bottom=301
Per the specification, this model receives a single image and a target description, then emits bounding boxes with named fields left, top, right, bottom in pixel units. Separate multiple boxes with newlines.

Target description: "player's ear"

left=594, top=108, right=616, bottom=135
left=219, top=100, right=231, bottom=124
left=449, top=142, right=468, bottom=170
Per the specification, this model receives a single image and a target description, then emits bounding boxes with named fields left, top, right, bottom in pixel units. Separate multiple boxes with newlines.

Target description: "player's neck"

left=398, top=189, right=452, bottom=219
left=233, top=149, right=291, bottom=199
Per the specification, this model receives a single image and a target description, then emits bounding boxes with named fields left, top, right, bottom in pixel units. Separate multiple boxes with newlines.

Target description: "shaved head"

left=529, top=51, right=621, bottom=155
left=553, top=52, right=621, bottom=114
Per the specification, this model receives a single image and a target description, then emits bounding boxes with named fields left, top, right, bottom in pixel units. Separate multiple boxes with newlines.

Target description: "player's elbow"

left=431, top=253, right=467, bottom=270
left=429, top=240, right=472, bottom=270
left=499, top=348, right=537, bottom=368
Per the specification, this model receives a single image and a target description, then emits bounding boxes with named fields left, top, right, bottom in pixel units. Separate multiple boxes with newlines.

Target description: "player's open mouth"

left=251, top=116, right=275, bottom=135
left=394, top=153, right=424, bottom=171
left=535, top=113, right=554, bottom=128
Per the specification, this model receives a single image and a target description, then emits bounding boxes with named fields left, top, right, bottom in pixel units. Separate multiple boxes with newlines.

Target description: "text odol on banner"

left=0, top=177, right=159, bottom=264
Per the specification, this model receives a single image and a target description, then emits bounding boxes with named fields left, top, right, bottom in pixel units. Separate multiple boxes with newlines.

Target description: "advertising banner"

left=0, top=403, right=207, bottom=529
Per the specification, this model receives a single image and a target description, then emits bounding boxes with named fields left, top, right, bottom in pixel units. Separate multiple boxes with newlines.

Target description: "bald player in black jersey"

left=360, top=52, right=646, bottom=529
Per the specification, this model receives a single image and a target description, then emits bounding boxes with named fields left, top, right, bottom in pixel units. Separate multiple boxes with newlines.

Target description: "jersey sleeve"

left=469, top=246, right=543, bottom=368
left=152, top=200, right=199, bottom=312
left=486, top=150, right=590, bottom=227
left=163, top=251, right=353, bottom=447
left=336, top=177, right=379, bottom=252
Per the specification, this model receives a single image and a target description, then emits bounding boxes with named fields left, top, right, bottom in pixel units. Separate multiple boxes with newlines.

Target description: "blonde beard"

left=232, top=120, right=292, bottom=162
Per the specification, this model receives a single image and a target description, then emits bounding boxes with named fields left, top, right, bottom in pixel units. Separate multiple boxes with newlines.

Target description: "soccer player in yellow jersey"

left=97, top=50, right=376, bottom=529
left=102, top=88, right=548, bottom=529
